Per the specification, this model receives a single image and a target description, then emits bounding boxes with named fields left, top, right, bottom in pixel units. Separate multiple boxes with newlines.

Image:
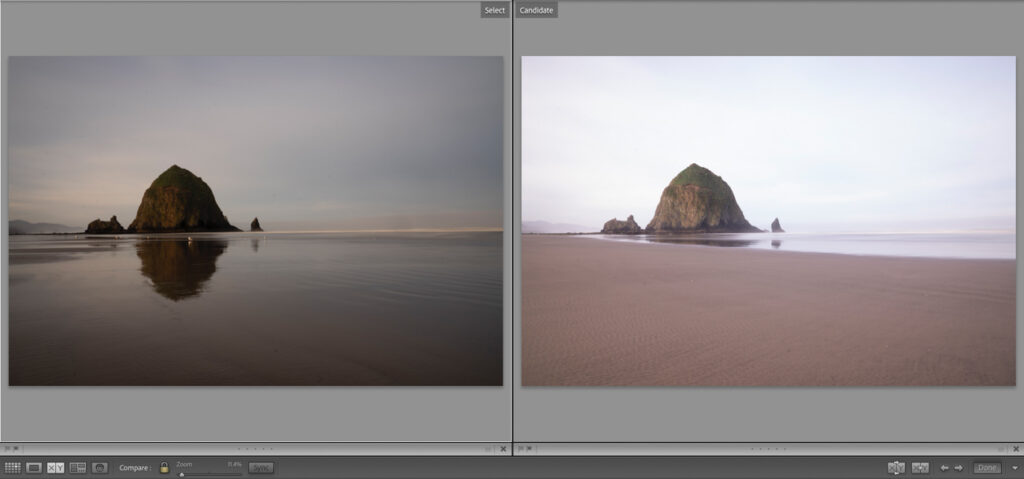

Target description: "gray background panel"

left=1, top=1, right=512, bottom=442
left=3, top=0, right=1023, bottom=446
left=513, top=0, right=1023, bottom=442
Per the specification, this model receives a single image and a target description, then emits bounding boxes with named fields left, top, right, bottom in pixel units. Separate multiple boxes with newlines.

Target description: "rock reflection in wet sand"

left=136, top=239, right=227, bottom=301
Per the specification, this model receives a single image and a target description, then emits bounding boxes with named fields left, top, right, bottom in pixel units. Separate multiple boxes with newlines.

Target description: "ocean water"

left=591, top=232, right=1016, bottom=260
left=8, top=231, right=503, bottom=386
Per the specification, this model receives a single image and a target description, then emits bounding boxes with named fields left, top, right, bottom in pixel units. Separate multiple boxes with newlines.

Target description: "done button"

left=974, top=462, right=1002, bottom=474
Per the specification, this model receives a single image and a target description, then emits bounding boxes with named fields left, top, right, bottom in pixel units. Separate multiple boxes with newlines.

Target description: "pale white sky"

left=522, top=57, right=1016, bottom=233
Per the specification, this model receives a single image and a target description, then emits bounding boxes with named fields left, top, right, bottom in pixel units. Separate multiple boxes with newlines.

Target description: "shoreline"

left=545, top=231, right=1015, bottom=261
left=522, top=235, right=1016, bottom=386
left=574, top=234, right=1017, bottom=262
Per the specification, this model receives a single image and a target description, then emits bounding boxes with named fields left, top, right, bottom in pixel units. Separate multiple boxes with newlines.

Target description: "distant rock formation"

left=645, top=163, right=762, bottom=234
left=250, top=217, right=263, bottom=232
left=85, top=216, right=126, bottom=234
left=601, top=215, right=643, bottom=234
left=771, top=218, right=785, bottom=233
left=127, top=165, right=240, bottom=233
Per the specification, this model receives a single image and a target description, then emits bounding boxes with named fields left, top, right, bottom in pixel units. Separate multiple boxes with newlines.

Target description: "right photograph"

left=521, top=56, right=1016, bottom=386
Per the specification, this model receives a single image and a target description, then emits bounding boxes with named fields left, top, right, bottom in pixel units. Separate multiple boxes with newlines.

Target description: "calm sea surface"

left=8, top=231, right=503, bottom=386
left=590, top=232, right=1015, bottom=260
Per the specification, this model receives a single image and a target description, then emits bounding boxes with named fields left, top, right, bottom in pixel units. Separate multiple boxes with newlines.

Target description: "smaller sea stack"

left=85, top=216, right=126, bottom=234
left=602, top=215, right=644, bottom=234
left=771, top=218, right=785, bottom=233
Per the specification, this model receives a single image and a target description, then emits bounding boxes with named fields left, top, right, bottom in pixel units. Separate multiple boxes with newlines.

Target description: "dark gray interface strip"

left=0, top=456, right=1022, bottom=478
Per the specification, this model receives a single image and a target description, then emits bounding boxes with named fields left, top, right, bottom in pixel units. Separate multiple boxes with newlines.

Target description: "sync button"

left=248, top=462, right=275, bottom=474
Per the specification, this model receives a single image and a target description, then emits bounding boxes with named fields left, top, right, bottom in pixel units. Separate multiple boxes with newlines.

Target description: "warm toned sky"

left=8, top=56, right=503, bottom=231
left=523, top=56, right=1016, bottom=233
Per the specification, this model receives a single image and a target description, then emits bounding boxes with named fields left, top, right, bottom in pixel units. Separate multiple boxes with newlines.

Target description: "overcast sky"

left=523, top=56, right=1015, bottom=233
left=8, top=56, right=503, bottom=231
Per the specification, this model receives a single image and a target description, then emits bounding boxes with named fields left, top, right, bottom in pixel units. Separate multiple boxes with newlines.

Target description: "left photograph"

left=7, top=56, right=504, bottom=386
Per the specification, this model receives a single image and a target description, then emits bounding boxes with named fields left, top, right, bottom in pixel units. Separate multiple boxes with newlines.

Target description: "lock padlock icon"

left=160, top=462, right=170, bottom=474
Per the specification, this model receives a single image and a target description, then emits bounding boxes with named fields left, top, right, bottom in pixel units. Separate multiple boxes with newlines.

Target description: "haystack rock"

left=85, top=216, right=125, bottom=234
left=645, top=163, right=763, bottom=234
left=771, top=218, right=785, bottom=233
left=127, top=165, right=240, bottom=233
left=601, top=215, right=643, bottom=234
left=250, top=217, right=263, bottom=232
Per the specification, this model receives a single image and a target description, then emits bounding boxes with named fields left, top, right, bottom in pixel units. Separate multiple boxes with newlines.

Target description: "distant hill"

left=522, top=220, right=596, bottom=234
left=9, top=220, right=80, bottom=235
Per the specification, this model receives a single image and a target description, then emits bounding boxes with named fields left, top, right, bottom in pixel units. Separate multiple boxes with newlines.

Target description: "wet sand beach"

left=522, top=235, right=1015, bottom=386
left=9, top=232, right=503, bottom=386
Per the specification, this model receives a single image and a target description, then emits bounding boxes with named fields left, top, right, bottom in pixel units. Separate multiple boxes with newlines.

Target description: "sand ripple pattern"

left=522, top=235, right=1015, bottom=386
